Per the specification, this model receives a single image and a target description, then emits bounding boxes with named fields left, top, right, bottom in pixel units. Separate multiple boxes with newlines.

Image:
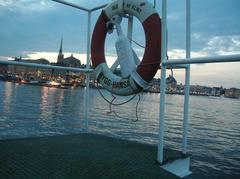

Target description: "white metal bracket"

left=160, top=157, right=192, bottom=178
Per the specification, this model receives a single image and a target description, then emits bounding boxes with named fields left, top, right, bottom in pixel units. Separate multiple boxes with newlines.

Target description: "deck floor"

left=0, top=133, right=181, bottom=178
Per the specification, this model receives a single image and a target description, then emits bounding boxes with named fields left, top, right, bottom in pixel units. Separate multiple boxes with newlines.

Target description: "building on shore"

left=50, top=38, right=85, bottom=82
left=166, top=75, right=177, bottom=93
left=0, top=64, right=8, bottom=74
left=148, top=78, right=161, bottom=93
left=4, top=38, right=85, bottom=82
left=224, top=88, right=240, bottom=98
left=7, top=57, right=51, bottom=77
left=211, top=87, right=222, bottom=96
left=190, top=85, right=212, bottom=96
left=52, top=38, right=82, bottom=68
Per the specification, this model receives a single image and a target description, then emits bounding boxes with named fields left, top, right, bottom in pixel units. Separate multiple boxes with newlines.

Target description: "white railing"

left=0, top=59, right=93, bottom=73
left=164, top=54, right=240, bottom=65
left=158, top=0, right=240, bottom=168
left=157, top=0, right=240, bottom=176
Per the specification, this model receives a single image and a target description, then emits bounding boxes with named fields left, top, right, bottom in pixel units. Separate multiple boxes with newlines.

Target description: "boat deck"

left=0, top=133, right=182, bottom=178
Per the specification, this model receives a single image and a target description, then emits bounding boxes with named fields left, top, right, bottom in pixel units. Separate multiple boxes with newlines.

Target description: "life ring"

left=91, top=0, right=161, bottom=96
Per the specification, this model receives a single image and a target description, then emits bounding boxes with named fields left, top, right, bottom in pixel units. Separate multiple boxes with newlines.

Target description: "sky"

left=0, top=0, right=240, bottom=88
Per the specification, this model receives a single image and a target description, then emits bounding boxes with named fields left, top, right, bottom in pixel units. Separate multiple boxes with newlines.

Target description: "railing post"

left=84, top=11, right=91, bottom=132
left=182, top=0, right=191, bottom=154
left=157, top=0, right=167, bottom=164
left=127, top=15, right=133, bottom=42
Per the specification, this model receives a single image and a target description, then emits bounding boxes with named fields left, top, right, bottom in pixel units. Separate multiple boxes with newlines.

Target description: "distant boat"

left=44, top=81, right=61, bottom=88
left=61, top=81, right=73, bottom=86
left=20, top=79, right=39, bottom=85
left=59, top=85, right=69, bottom=89
left=0, top=73, right=21, bottom=82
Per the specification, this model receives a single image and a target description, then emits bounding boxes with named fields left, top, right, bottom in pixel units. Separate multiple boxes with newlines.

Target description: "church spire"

left=57, top=37, right=64, bottom=64
left=59, top=37, right=63, bottom=54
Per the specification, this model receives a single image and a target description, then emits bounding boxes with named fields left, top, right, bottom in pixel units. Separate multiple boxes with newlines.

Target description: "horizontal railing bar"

left=51, top=0, right=107, bottom=12
left=159, top=64, right=188, bottom=70
left=0, top=59, right=188, bottom=74
left=166, top=64, right=188, bottom=69
left=51, top=0, right=90, bottom=12
left=163, top=54, right=240, bottom=65
left=90, top=4, right=108, bottom=12
left=3, top=54, right=239, bottom=74
left=0, top=60, right=93, bottom=73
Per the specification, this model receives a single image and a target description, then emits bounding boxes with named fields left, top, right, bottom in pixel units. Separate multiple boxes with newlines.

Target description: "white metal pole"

left=127, top=15, right=133, bottom=44
left=182, top=0, right=191, bottom=154
left=157, top=0, right=167, bottom=164
left=84, top=11, right=91, bottom=132
left=0, top=60, right=93, bottom=73
left=51, top=0, right=89, bottom=11
left=163, top=54, right=240, bottom=65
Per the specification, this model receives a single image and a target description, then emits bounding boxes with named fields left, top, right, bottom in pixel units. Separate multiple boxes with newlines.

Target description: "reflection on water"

left=40, top=86, right=49, bottom=121
left=0, top=81, right=239, bottom=178
left=39, top=87, right=65, bottom=123
left=3, top=82, right=14, bottom=113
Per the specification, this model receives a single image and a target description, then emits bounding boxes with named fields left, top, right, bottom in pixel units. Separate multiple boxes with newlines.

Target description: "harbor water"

left=0, top=81, right=239, bottom=178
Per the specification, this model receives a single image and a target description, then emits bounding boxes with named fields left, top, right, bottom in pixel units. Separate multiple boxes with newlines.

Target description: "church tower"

left=57, top=38, right=64, bottom=64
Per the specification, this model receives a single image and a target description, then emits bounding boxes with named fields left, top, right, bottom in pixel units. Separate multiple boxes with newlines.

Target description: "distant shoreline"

left=0, top=79, right=239, bottom=100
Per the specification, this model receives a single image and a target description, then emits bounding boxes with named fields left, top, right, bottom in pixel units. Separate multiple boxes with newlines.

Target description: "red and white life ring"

left=91, top=0, right=161, bottom=96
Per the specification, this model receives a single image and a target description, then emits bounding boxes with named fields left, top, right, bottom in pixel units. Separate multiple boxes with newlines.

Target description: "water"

left=0, top=81, right=239, bottom=178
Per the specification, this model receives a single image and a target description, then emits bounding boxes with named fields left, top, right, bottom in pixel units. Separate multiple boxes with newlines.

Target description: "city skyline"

left=0, top=0, right=240, bottom=88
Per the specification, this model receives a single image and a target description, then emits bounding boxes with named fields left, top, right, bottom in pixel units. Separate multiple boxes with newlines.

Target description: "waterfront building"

left=8, top=57, right=51, bottom=77
left=0, top=64, right=8, bottom=73
left=148, top=78, right=161, bottom=93
left=166, top=75, right=177, bottom=93
left=225, top=88, right=240, bottom=98
left=60, top=54, right=81, bottom=68
left=204, top=86, right=212, bottom=95
left=1, top=38, right=86, bottom=84
left=190, top=85, right=211, bottom=96
left=52, top=38, right=84, bottom=81
left=211, top=87, right=221, bottom=96
left=55, top=38, right=82, bottom=68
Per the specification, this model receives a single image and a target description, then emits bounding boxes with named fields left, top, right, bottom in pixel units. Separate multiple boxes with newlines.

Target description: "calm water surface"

left=0, top=81, right=239, bottom=179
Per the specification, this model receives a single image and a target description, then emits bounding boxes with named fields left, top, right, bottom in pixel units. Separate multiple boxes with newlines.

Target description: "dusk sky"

left=0, top=0, right=239, bottom=88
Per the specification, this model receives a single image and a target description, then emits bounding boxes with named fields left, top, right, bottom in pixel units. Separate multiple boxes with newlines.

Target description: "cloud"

left=192, top=33, right=204, bottom=40
left=0, top=0, right=55, bottom=12
left=170, top=35, right=240, bottom=59
left=167, top=49, right=208, bottom=59
left=203, top=35, right=240, bottom=56
left=20, top=51, right=86, bottom=63
left=67, top=0, right=109, bottom=9
left=167, top=12, right=182, bottom=21
left=0, top=56, right=12, bottom=61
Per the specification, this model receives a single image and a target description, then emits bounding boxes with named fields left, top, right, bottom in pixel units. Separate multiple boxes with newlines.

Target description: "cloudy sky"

left=0, top=0, right=239, bottom=88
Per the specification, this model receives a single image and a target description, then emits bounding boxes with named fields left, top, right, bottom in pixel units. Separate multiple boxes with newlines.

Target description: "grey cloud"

left=0, top=0, right=55, bottom=12
left=203, top=36, right=240, bottom=56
